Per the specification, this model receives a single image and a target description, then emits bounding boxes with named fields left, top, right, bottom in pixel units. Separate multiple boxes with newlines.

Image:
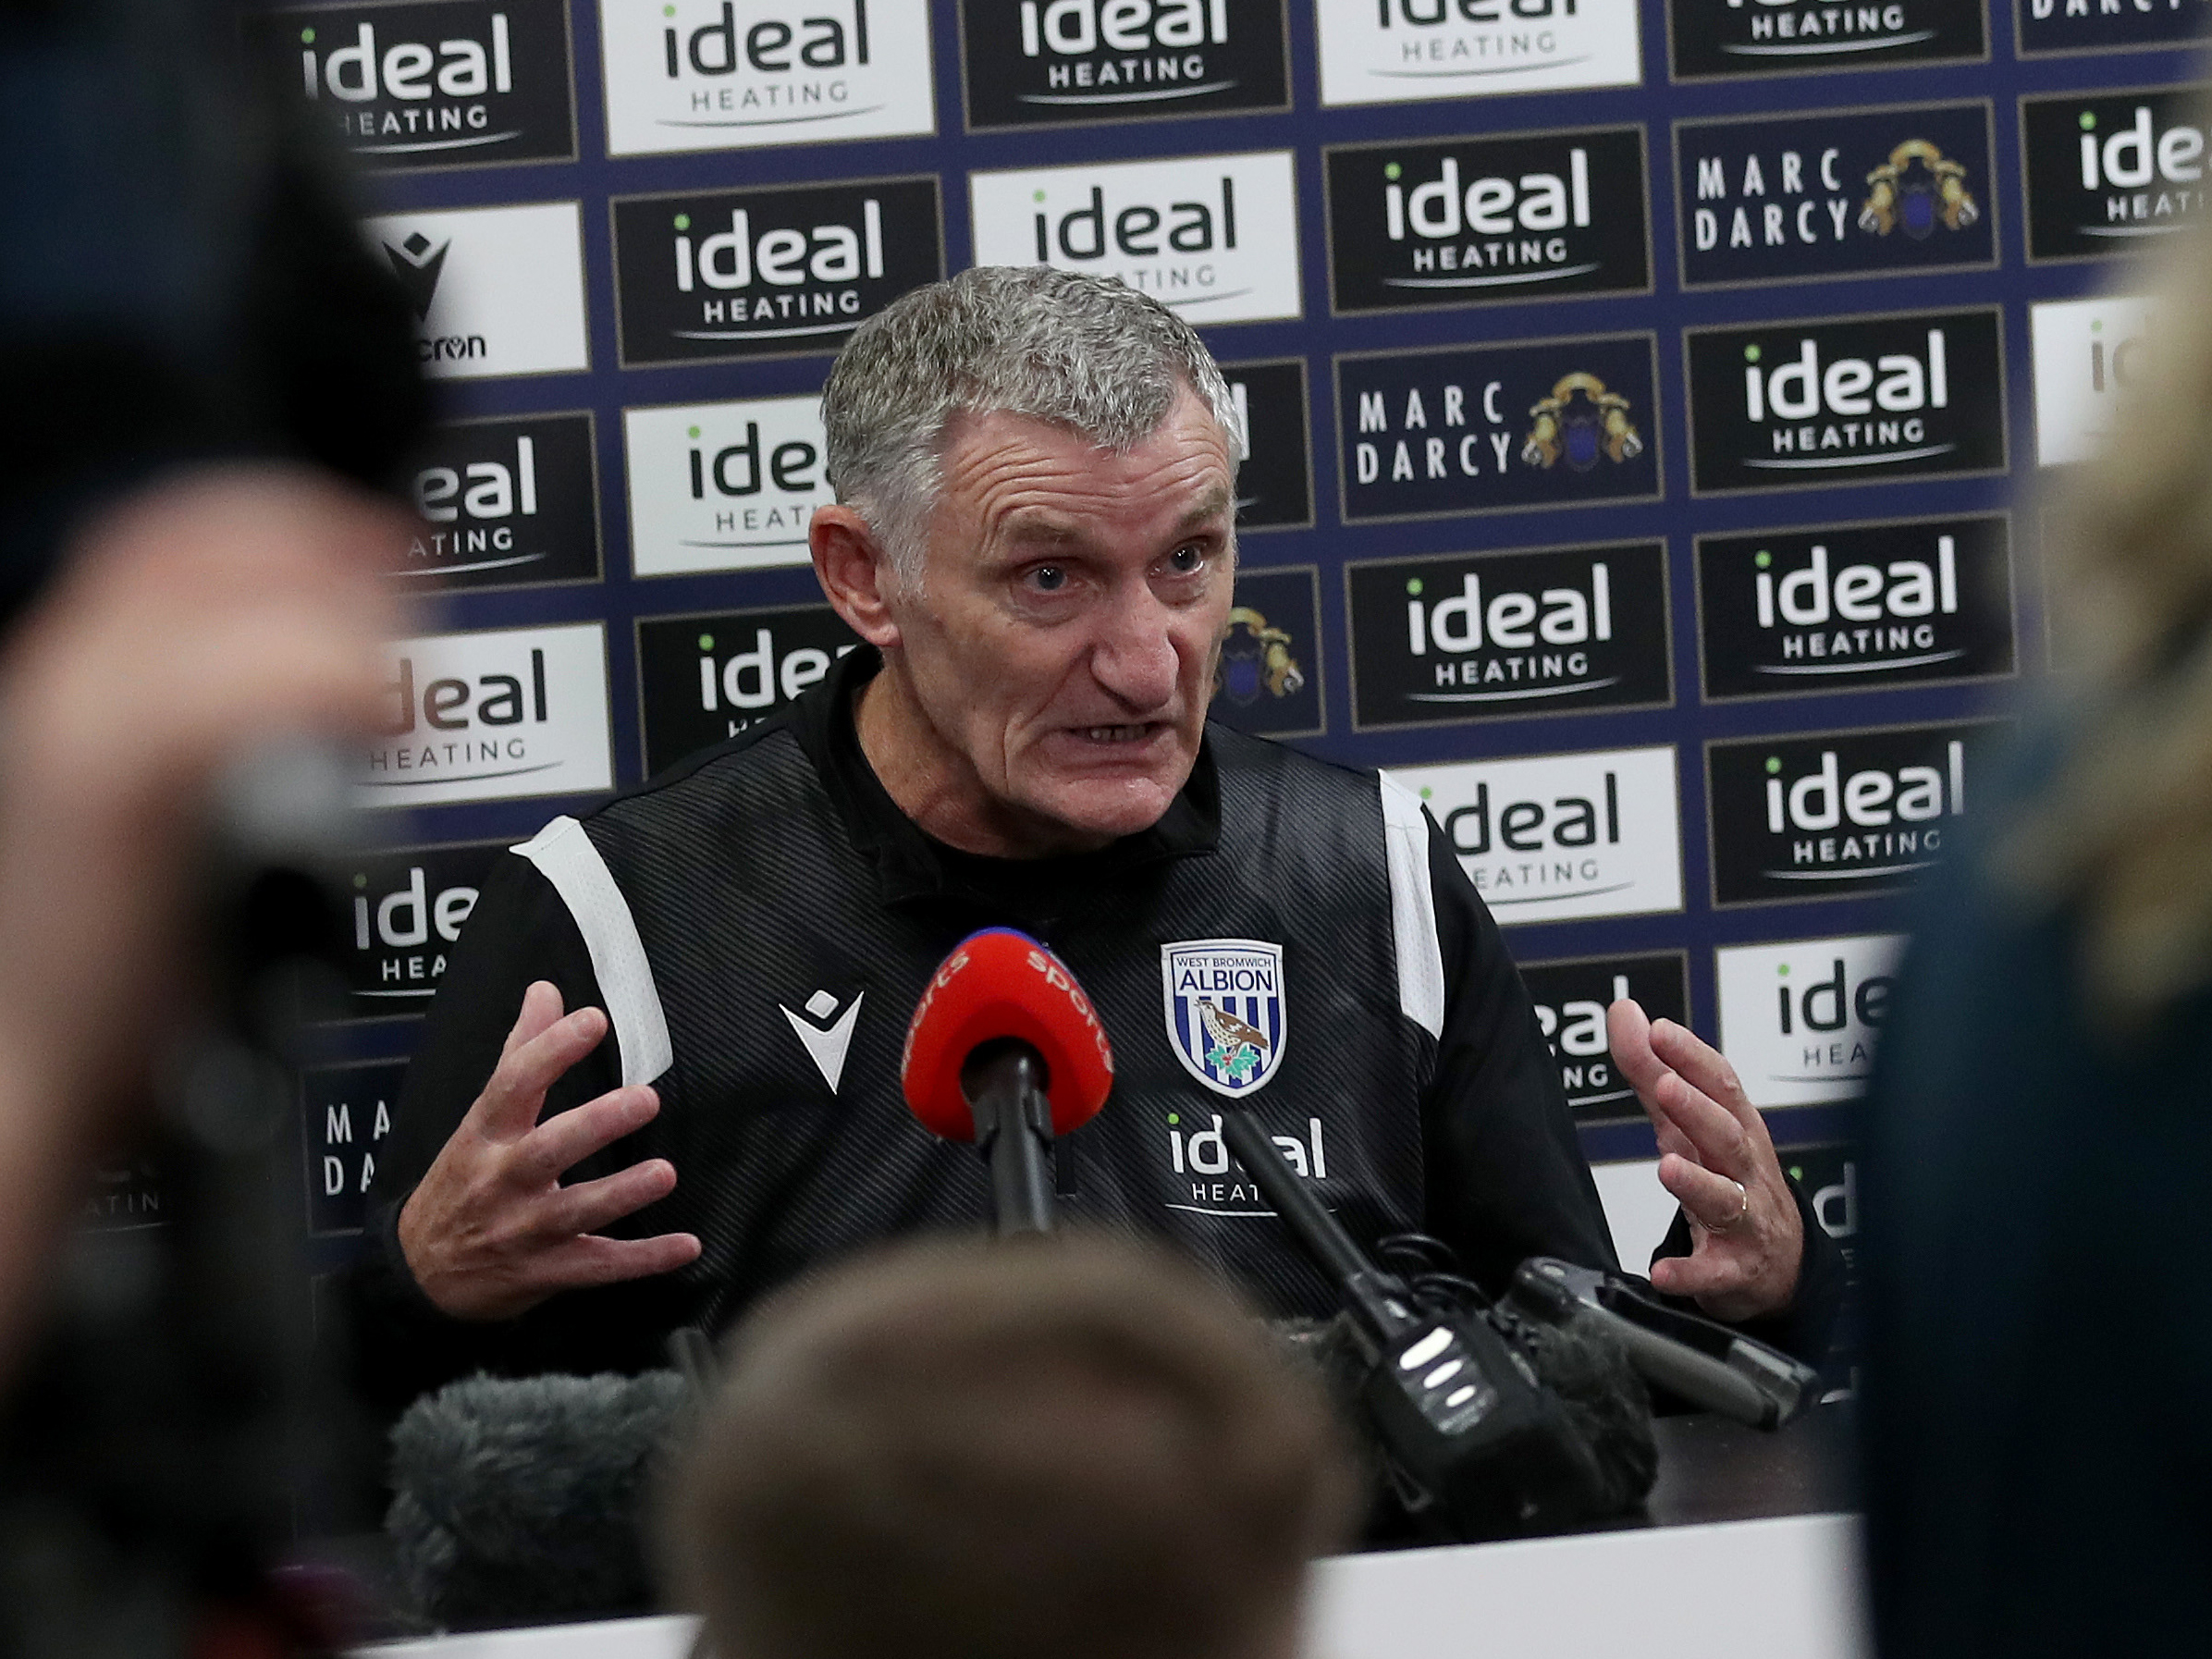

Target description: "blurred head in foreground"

left=660, top=1234, right=1356, bottom=1659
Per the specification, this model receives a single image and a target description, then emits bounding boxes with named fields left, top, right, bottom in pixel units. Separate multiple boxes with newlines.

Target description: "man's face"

left=880, top=389, right=1235, bottom=855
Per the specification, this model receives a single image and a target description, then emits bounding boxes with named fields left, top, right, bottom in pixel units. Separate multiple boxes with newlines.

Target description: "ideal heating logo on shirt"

left=623, top=394, right=834, bottom=577
left=399, top=412, right=600, bottom=591
left=1686, top=308, right=2006, bottom=496
left=2022, top=88, right=2209, bottom=264
left=1716, top=933, right=1906, bottom=1108
left=1665, top=0, right=1985, bottom=80
left=358, top=622, right=612, bottom=808
left=1696, top=514, right=2015, bottom=700
left=1676, top=103, right=1995, bottom=289
left=970, top=151, right=1299, bottom=326
left=1346, top=541, right=1670, bottom=731
left=1314, top=0, right=1641, bottom=106
left=958, top=0, right=1289, bottom=129
left=328, top=841, right=503, bottom=1018
left=2031, top=294, right=2157, bottom=467
left=303, top=1059, right=408, bottom=1236
left=1220, top=359, right=1311, bottom=531
left=1521, top=952, right=1690, bottom=1124
left=1324, top=127, right=1651, bottom=313
left=598, top=0, right=934, bottom=156
left=611, top=176, right=942, bottom=366
left=1387, top=745, right=1682, bottom=925
left=2018, top=0, right=2209, bottom=55
left=635, top=603, right=860, bottom=774
left=361, top=202, right=589, bottom=378
left=248, top=0, right=576, bottom=169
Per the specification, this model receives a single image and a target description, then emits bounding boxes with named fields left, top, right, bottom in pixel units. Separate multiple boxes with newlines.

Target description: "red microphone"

left=901, top=928, right=1113, bottom=1235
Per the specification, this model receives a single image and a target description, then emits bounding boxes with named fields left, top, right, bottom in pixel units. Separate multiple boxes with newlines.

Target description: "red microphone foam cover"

left=901, top=928, right=1114, bottom=1142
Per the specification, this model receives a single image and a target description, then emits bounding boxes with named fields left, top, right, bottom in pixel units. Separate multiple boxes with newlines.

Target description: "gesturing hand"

left=398, top=981, right=703, bottom=1321
left=1606, top=998, right=1802, bottom=1323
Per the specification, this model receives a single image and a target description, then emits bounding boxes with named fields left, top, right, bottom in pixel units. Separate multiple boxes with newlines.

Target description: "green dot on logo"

left=2080, top=112, right=2097, bottom=131
left=1777, top=964, right=1790, bottom=977
left=1032, top=190, right=1047, bottom=203
left=664, top=4, right=676, bottom=14
left=300, top=26, right=316, bottom=43
left=1406, top=577, right=1424, bottom=596
left=687, top=425, right=701, bottom=438
left=1764, top=756, right=1782, bottom=774
left=1744, top=344, right=1763, bottom=363
left=352, top=873, right=367, bottom=889
left=1788, top=1165, right=1803, bottom=1183
left=1419, top=787, right=1432, bottom=800
left=1754, top=550, right=1772, bottom=570
left=698, top=634, right=715, bottom=651
left=1167, top=1113, right=1181, bottom=1126
left=1384, top=163, right=1402, bottom=181
left=673, top=213, right=692, bottom=231
left=2091, top=320, right=2103, bottom=333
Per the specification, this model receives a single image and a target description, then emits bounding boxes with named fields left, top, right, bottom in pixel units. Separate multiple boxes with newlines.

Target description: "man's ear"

left=810, top=505, right=902, bottom=649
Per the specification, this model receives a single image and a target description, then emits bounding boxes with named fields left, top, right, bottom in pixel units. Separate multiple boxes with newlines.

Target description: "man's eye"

left=1028, top=565, right=1068, bottom=593
left=1166, top=545, right=1204, bottom=574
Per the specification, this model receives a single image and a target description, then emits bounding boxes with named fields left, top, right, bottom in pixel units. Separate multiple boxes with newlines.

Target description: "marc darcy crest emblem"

left=1523, top=374, right=1643, bottom=471
left=1161, top=940, right=1287, bottom=1097
left=1859, top=141, right=1978, bottom=238
left=1214, top=608, right=1305, bottom=708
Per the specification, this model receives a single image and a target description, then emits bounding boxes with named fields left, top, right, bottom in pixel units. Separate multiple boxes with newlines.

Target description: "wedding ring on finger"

left=1699, top=1177, right=1750, bottom=1234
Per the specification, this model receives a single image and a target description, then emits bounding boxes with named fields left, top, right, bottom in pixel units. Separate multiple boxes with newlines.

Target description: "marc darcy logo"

left=1346, top=541, right=1671, bottom=731
left=611, top=176, right=942, bottom=366
left=363, top=202, right=590, bottom=378
left=303, top=1059, right=408, bottom=1235
left=1715, top=933, right=1904, bottom=1108
left=1519, top=952, right=1690, bottom=1124
left=1666, top=0, right=1985, bottom=80
left=958, top=0, right=1289, bottom=129
left=248, top=0, right=576, bottom=169
left=1219, top=359, right=1311, bottom=531
left=1210, top=565, right=1322, bottom=740
left=400, top=412, right=600, bottom=591
left=1323, top=126, right=1651, bottom=314
left=623, top=394, right=834, bottom=576
left=1686, top=307, right=2006, bottom=496
left=2018, top=0, right=2208, bottom=55
left=329, top=841, right=502, bottom=1018
left=2022, top=86, right=2209, bottom=263
left=1335, top=334, right=1661, bottom=523
left=2031, top=294, right=2157, bottom=467
left=598, top=0, right=934, bottom=157
left=1314, top=0, right=1642, bottom=107
left=1705, top=719, right=2007, bottom=907
left=1696, top=514, right=2016, bottom=701
left=1677, top=102, right=1995, bottom=289
left=637, top=603, right=860, bottom=775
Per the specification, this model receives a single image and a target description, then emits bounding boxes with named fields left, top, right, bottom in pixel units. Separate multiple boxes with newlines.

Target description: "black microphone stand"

left=960, top=1039, right=1057, bottom=1236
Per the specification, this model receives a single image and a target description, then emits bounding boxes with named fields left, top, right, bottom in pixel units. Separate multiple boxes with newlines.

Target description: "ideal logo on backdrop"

left=2022, top=87, right=2208, bottom=263
left=624, top=394, right=833, bottom=576
left=248, top=0, right=576, bottom=168
left=361, top=202, right=589, bottom=377
left=1676, top=103, right=1995, bottom=289
left=328, top=842, right=503, bottom=1018
left=358, top=623, right=612, bottom=807
left=1697, top=514, right=2016, bottom=699
left=1221, top=359, right=1312, bottom=531
left=1210, top=566, right=1322, bottom=739
left=637, top=604, right=861, bottom=774
left=598, top=0, right=934, bottom=156
left=969, top=151, right=1299, bottom=325
left=1386, top=745, right=1682, bottom=924
left=1335, top=335, right=1661, bottom=523
left=1324, top=127, right=1651, bottom=313
left=1706, top=719, right=2007, bottom=906
left=1313, top=0, right=1641, bottom=106
left=959, top=0, right=1289, bottom=129
left=2018, top=0, right=2209, bottom=55
left=1346, top=541, right=1671, bottom=731
left=1716, top=934, right=1906, bottom=1107
left=1521, top=952, right=1690, bottom=1124
left=2031, top=295, right=2157, bottom=467
left=1686, top=308, right=2006, bottom=495
left=304, top=1060, right=408, bottom=1235
left=611, top=176, right=942, bottom=366
left=400, top=412, right=599, bottom=590
left=1666, top=0, right=1985, bottom=80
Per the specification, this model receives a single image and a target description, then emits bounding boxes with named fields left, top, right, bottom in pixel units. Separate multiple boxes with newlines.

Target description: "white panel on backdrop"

left=1385, top=745, right=1682, bottom=925
left=599, top=0, right=936, bottom=157
left=2032, top=294, right=2157, bottom=468
left=969, top=149, right=1301, bottom=326
left=624, top=396, right=834, bottom=576
left=1715, top=933, right=1908, bottom=1108
left=1315, top=0, right=1642, bottom=107
left=358, top=623, right=613, bottom=808
left=360, top=202, right=589, bottom=379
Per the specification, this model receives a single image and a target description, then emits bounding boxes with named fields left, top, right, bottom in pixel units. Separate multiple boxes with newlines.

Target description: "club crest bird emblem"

left=1161, top=939, right=1287, bottom=1097
left=1521, top=373, right=1643, bottom=473
left=1859, top=140, right=1978, bottom=241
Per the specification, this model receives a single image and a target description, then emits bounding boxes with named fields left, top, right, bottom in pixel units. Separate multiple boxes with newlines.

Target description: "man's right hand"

left=398, top=980, right=704, bottom=1321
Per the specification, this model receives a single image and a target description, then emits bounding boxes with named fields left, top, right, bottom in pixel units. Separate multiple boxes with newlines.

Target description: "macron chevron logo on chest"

left=780, top=989, right=864, bottom=1094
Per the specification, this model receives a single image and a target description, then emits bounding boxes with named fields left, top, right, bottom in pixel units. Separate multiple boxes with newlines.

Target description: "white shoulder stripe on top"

left=1378, top=773, right=1446, bottom=1039
left=511, top=816, right=674, bottom=1088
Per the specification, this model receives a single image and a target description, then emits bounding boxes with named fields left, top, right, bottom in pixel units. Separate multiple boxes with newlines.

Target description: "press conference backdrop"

left=206, top=1, right=2208, bottom=1343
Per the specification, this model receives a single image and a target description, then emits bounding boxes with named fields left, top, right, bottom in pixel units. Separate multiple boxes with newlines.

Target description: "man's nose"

left=1089, top=584, right=1180, bottom=711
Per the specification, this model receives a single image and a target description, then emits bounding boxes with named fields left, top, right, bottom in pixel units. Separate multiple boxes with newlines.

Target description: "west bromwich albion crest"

left=1161, top=939, right=1288, bottom=1097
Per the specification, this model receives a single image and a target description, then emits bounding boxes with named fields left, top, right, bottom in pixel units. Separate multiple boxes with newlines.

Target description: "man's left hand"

left=1606, top=999, right=1802, bottom=1322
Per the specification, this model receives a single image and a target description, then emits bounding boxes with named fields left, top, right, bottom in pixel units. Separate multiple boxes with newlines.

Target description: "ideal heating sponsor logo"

left=959, top=0, right=1289, bottom=129
left=624, top=395, right=833, bottom=576
left=1706, top=719, right=2006, bottom=907
left=358, top=623, right=612, bottom=808
left=303, top=1060, right=408, bottom=1235
left=1314, top=0, right=1641, bottom=106
left=1220, top=359, right=1312, bottom=531
left=1521, top=952, right=1690, bottom=1124
left=2022, top=88, right=2209, bottom=263
left=1666, top=0, right=1985, bottom=80
left=1387, top=745, right=1683, bottom=925
left=1677, top=103, right=1995, bottom=289
left=249, top=0, right=576, bottom=168
left=1210, top=566, right=1323, bottom=740
left=636, top=603, right=860, bottom=774
left=1696, top=515, right=2015, bottom=700
left=2031, top=294, right=2157, bottom=467
left=1324, top=126, right=1651, bottom=313
left=969, top=151, right=1299, bottom=326
left=361, top=202, right=589, bottom=378
left=400, top=412, right=599, bottom=591
left=611, top=176, right=942, bottom=366
left=330, top=841, right=502, bottom=1018
left=2018, top=0, right=2209, bottom=55
left=1716, top=933, right=1906, bottom=1108
left=1346, top=541, right=1670, bottom=731
left=599, top=0, right=933, bottom=156
left=1686, top=308, right=2005, bottom=496
left=1335, top=335, right=1661, bottom=523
